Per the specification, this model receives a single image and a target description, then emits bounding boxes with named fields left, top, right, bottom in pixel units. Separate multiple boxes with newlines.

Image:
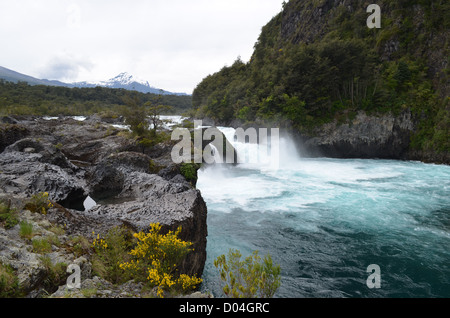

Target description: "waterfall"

left=217, top=127, right=301, bottom=170
left=206, top=143, right=223, bottom=164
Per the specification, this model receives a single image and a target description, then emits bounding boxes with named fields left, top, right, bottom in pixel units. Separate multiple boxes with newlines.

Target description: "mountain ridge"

left=0, top=66, right=68, bottom=87
left=0, top=66, right=187, bottom=96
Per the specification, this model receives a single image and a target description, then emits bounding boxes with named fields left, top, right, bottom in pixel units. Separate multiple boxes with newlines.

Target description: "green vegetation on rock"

left=0, top=262, right=21, bottom=298
left=180, top=163, right=201, bottom=186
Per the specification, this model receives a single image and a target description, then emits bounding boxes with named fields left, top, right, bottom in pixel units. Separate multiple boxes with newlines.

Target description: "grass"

left=39, top=255, right=68, bottom=294
left=32, top=237, right=52, bottom=254
left=0, top=200, right=19, bottom=230
left=48, top=224, right=65, bottom=236
left=19, top=221, right=34, bottom=240
left=81, top=288, right=98, bottom=298
left=0, top=262, right=21, bottom=298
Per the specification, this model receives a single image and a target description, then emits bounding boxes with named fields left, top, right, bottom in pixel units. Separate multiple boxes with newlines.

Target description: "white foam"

left=197, top=165, right=285, bottom=209
left=216, top=127, right=300, bottom=171
left=42, top=116, right=58, bottom=121
left=70, top=116, right=87, bottom=121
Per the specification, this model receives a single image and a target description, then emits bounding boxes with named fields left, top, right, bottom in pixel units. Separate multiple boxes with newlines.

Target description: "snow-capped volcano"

left=102, top=72, right=149, bottom=87
left=72, top=72, right=186, bottom=95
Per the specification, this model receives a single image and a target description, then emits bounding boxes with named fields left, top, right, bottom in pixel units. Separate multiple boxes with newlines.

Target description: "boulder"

left=0, top=139, right=87, bottom=210
left=85, top=151, right=207, bottom=278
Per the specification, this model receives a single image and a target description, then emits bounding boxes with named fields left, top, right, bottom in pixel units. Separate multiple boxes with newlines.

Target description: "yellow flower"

left=119, top=223, right=200, bottom=296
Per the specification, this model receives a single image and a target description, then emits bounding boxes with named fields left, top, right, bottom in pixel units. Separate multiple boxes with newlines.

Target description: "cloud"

left=0, top=0, right=285, bottom=93
left=39, top=55, right=93, bottom=81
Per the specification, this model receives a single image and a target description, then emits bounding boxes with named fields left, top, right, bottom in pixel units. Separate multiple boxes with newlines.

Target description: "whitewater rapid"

left=197, top=127, right=450, bottom=298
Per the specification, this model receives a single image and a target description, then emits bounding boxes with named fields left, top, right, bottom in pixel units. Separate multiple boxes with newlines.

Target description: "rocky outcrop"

left=0, top=210, right=86, bottom=297
left=0, top=123, right=29, bottom=153
left=0, top=138, right=87, bottom=210
left=85, top=151, right=207, bottom=277
left=0, top=116, right=208, bottom=297
left=50, top=276, right=212, bottom=298
left=297, top=111, right=416, bottom=160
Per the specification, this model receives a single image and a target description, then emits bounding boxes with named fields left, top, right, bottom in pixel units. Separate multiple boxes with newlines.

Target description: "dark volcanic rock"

left=0, top=117, right=209, bottom=281
left=0, top=138, right=86, bottom=208
left=87, top=176, right=207, bottom=277
left=85, top=151, right=206, bottom=277
left=0, top=123, right=29, bottom=153
left=298, top=111, right=415, bottom=159
left=55, top=125, right=137, bottom=164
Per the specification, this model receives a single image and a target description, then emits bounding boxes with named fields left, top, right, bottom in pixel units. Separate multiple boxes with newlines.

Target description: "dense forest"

left=192, top=0, right=449, bottom=154
left=0, top=80, right=193, bottom=116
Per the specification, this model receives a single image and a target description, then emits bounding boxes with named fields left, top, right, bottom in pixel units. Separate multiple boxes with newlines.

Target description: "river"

left=197, top=127, right=450, bottom=298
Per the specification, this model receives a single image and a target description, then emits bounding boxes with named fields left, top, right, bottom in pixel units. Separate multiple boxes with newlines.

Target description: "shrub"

left=91, top=227, right=133, bottom=284
left=24, top=192, right=54, bottom=215
left=119, top=223, right=202, bottom=298
left=180, top=163, right=200, bottom=186
left=214, top=249, right=281, bottom=298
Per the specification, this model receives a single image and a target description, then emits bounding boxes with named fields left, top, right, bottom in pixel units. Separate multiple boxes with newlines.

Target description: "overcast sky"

left=0, top=0, right=284, bottom=94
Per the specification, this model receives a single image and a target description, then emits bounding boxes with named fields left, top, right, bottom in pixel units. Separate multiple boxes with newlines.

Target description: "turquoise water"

left=197, top=145, right=450, bottom=297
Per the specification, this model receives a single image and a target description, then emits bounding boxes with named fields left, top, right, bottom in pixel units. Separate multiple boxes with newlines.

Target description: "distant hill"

left=0, top=66, right=187, bottom=96
left=0, top=66, right=69, bottom=87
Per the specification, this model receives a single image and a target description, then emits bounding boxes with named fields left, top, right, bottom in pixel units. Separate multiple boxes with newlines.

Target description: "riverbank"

left=0, top=115, right=208, bottom=298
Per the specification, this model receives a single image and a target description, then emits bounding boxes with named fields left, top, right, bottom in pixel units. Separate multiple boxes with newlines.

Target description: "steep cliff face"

left=279, top=0, right=448, bottom=98
left=193, top=0, right=449, bottom=164
left=297, top=110, right=415, bottom=159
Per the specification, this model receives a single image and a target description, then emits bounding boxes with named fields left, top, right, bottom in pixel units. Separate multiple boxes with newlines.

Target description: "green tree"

left=214, top=249, right=281, bottom=298
left=122, top=95, right=149, bottom=136
left=145, top=99, right=173, bottom=134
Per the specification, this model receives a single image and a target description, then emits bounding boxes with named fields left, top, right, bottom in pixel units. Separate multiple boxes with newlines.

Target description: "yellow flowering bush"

left=92, top=233, right=108, bottom=250
left=25, top=192, right=54, bottom=215
left=119, top=223, right=202, bottom=298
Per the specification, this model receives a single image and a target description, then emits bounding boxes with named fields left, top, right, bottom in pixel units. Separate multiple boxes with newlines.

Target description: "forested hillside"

left=0, top=80, right=192, bottom=116
left=193, top=0, right=449, bottom=156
